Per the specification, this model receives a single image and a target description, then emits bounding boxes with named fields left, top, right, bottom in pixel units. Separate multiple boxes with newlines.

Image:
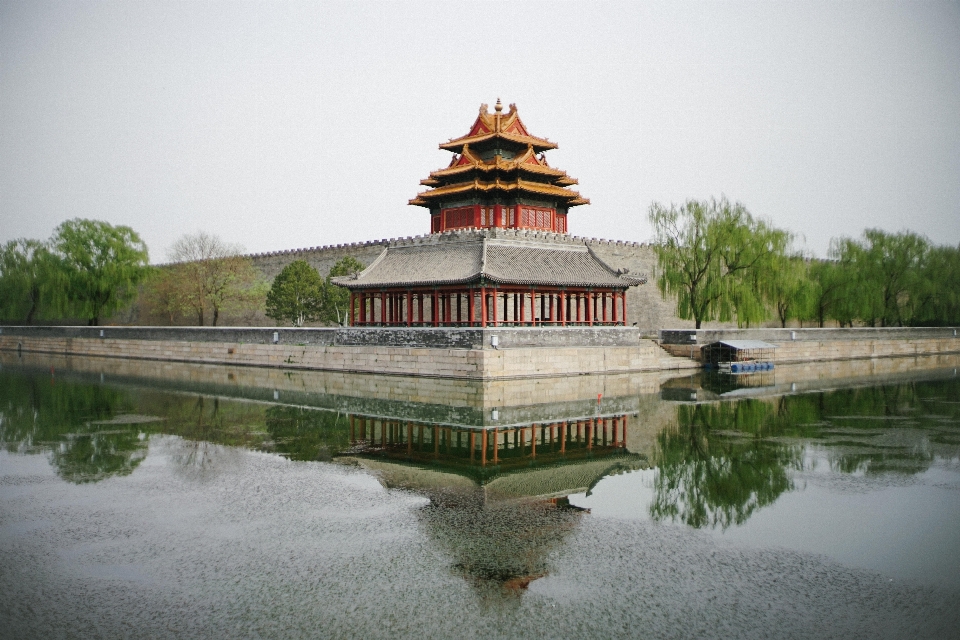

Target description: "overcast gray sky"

left=2, top=0, right=958, bottom=262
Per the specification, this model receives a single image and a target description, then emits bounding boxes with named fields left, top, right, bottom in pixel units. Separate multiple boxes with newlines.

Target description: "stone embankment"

left=659, top=327, right=960, bottom=363
left=3, top=326, right=956, bottom=380
left=0, top=326, right=671, bottom=380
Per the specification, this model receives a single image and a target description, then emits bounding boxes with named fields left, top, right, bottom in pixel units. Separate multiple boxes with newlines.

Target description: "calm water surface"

left=1, top=354, right=959, bottom=639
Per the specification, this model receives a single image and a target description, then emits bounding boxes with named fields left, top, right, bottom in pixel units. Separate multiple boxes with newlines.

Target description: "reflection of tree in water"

left=652, top=379, right=960, bottom=529
left=0, top=370, right=150, bottom=483
left=0, top=370, right=134, bottom=451
left=651, top=401, right=802, bottom=530
left=810, top=381, right=951, bottom=476
left=418, top=488, right=584, bottom=603
left=158, top=395, right=253, bottom=481
left=264, top=405, right=351, bottom=461
left=52, top=427, right=148, bottom=484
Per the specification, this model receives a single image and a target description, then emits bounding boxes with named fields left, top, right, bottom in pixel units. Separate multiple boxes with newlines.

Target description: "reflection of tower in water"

left=419, top=488, right=586, bottom=601
left=343, top=413, right=645, bottom=597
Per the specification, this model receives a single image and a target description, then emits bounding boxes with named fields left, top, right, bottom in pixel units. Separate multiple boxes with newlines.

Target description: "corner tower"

left=410, top=99, right=589, bottom=234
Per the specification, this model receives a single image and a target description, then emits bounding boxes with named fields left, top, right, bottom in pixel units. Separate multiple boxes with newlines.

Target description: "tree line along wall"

left=243, top=235, right=717, bottom=335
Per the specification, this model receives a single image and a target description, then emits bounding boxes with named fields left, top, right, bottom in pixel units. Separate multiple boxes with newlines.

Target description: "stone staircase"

left=656, top=342, right=701, bottom=370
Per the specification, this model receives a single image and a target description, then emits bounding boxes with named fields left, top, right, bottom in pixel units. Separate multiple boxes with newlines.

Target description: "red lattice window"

left=519, top=206, right=554, bottom=230
left=443, top=207, right=474, bottom=230
left=556, top=214, right=567, bottom=233
left=480, top=207, right=494, bottom=227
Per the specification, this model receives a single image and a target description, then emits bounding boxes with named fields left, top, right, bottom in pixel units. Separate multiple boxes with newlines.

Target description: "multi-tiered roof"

left=331, top=102, right=643, bottom=329
left=410, top=100, right=588, bottom=234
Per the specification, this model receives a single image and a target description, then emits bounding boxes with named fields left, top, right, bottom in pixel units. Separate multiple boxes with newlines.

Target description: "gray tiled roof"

left=332, top=233, right=647, bottom=289
left=717, top=340, right=778, bottom=350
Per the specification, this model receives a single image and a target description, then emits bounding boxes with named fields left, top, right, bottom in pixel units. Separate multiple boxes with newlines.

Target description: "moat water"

left=1, top=352, right=959, bottom=639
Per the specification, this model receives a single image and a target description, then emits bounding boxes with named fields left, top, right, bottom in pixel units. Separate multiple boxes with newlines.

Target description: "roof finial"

left=494, top=98, right=503, bottom=113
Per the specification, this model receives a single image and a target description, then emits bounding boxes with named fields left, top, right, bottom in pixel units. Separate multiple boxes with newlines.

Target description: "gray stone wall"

left=248, top=240, right=388, bottom=281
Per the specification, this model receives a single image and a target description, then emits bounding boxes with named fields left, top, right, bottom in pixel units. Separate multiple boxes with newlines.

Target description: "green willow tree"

left=0, top=238, right=56, bottom=324
left=49, top=219, right=150, bottom=325
left=829, top=229, right=930, bottom=327
left=265, top=260, right=326, bottom=326
left=763, top=254, right=815, bottom=327
left=807, top=258, right=856, bottom=328
left=649, top=197, right=790, bottom=328
left=918, top=244, right=960, bottom=325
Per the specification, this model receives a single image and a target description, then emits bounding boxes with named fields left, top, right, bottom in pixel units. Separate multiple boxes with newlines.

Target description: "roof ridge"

left=479, top=235, right=488, bottom=276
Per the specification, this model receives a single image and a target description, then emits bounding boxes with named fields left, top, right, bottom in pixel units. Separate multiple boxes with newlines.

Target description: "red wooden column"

left=602, top=292, right=608, bottom=324
left=468, top=289, right=476, bottom=326
left=519, top=291, right=525, bottom=324
left=612, top=292, right=619, bottom=325
left=492, top=288, right=499, bottom=327
left=559, top=291, right=566, bottom=326
left=432, top=290, right=439, bottom=326
left=492, top=428, right=499, bottom=464
left=587, top=292, right=594, bottom=326
left=406, top=292, right=412, bottom=326
left=480, top=287, right=487, bottom=327
left=349, top=293, right=355, bottom=326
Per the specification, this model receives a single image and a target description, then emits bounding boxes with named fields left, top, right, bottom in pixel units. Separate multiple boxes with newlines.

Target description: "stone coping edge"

left=659, top=327, right=960, bottom=345
left=0, top=325, right=642, bottom=349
